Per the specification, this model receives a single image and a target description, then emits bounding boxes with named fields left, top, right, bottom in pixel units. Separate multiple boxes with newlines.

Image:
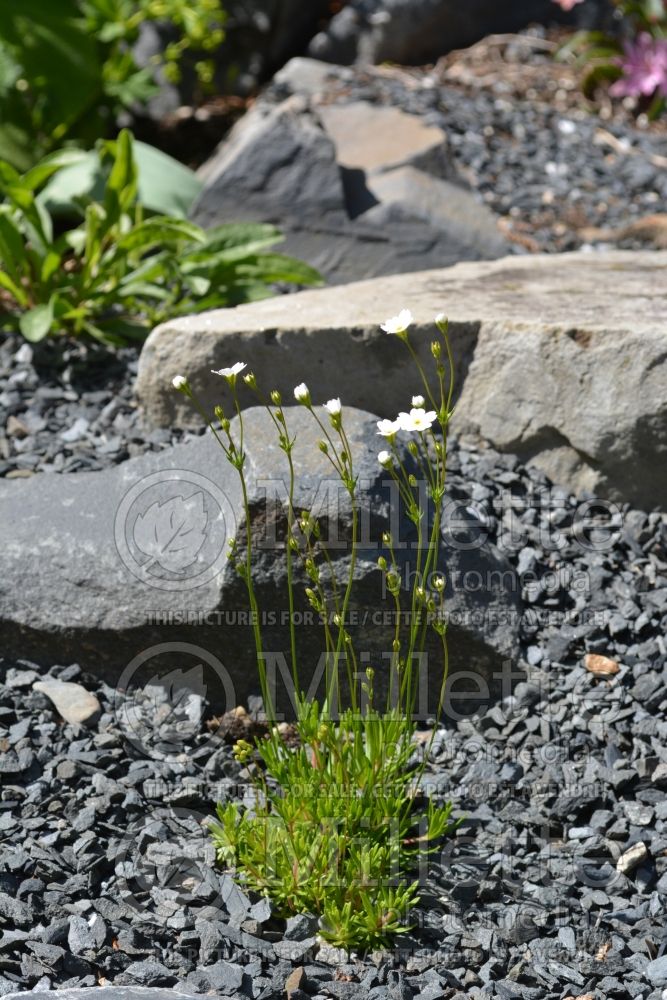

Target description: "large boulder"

left=308, top=0, right=612, bottom=66
left=191, top=96, right=508, bottom=284
left=0, top=407, right=520, bottom=718
left=136, top=251, right=667, bottom=511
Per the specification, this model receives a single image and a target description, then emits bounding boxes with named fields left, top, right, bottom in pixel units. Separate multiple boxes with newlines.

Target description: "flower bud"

left=270, top=390, right=282, bottom=405
left=431, top=340, right=441, bottom=359
left=435, top=313, right=449, bottom=335
left=377, top=556, right=387, bottom=571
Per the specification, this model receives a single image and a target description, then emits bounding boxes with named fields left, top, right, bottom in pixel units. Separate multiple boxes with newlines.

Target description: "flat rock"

left=33, top=678, right=101, bottom=726
left=137, top=251, right=667, bottom=509
left=0, top=407, right=519, bottom=712
left=317, top=101, right=454, bottom=177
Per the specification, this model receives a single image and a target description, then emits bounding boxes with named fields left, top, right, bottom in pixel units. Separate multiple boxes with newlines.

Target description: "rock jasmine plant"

left=173, top=311, right=458, bottom=951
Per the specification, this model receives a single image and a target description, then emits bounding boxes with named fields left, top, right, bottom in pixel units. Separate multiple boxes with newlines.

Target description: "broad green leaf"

left=184, top=274, right=211, bottom=296
left=23, top=148, right=90, bottom=193
left=131, top=141, right=202, bottom=218
left=39, top=141, right=202, bottom=218
left=19, top=298, right=55, bottom=341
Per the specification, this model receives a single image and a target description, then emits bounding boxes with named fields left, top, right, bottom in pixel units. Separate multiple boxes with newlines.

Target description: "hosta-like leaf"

left=19, top=297, right=55, bottom=341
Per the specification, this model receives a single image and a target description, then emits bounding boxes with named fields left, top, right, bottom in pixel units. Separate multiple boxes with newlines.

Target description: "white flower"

left=411, top=394, right=425, bottom=408
left=378, top=450, right=392, bottom=468
left=172, top=375, right=188, bottom=390
left=398, top=408, right=437, bottom=433
left=435, top=312, right=447, bottom=325
left=211, top=362, right=246, bottom=380
left=380, top=309, right=414, bottom=335
left=377, top=418, right=402, bottom=439
left=294, top=382, right=310, bottom=404
left=324, top=398, right=341, bottom=416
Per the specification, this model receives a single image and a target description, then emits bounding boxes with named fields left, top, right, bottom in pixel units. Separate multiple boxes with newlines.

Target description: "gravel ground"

left=1, top=32, right=667, bottom=997
left=1, top=393, right=666, bottom=998
left=0, top=336, right=195, bottom=480
left=266, top=27, right=667, bottom=254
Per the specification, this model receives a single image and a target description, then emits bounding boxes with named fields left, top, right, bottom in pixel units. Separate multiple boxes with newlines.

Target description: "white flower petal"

left=211, top=362, right=247, bottom=379
left=380, top=308, right=414, bottom=335
left=398, top=408, right=437, bottom=432
left=324, top=398, right=342, bottom=416
left=377, top=418, right=403, bottom=438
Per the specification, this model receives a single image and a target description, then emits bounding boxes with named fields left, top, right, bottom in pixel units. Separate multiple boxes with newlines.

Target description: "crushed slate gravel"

left=1, top=348, right=666, bottom=998
left=1, top=39, right=666, bottom=992
left=0, top=335, right=197, bottom=480
left=266, top=28, right=667, bottom=254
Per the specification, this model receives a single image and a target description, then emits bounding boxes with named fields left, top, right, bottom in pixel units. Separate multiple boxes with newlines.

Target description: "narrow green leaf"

left=0, top=209, right=26, bottom=281
left=202, top=222, right=283, bottom=253
left=0, top=269, right=28, bottom=307
left=117, top=217, right=205, bottom=252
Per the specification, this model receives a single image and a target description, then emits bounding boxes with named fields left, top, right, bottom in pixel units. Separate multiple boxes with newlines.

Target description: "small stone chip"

left=33, top=679, right=101, bottom=726
left=285, top=966, right=307, bottom=999
left=616, top=841, right=648, bottom=874
left=584, top=653, right=619, bottom=677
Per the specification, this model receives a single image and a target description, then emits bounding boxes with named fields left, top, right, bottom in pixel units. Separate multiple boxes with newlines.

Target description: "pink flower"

left=610, top=33, right=667, bottom=99
left=551, top=0, right=586, bottom=10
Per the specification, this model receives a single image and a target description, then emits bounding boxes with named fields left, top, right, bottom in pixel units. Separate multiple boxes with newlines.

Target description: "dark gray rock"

left=0, top=406, right=520, bottom=718
left=192, top=96, right=509, bottom=285
left=308, top=0, right=611, bottom=66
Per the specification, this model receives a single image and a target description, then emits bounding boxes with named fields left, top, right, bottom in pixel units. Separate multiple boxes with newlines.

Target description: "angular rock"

left=364, top=166, right=506, bottom=258
left=137, top=251, right=667, bottom=509
left=0, top=407, right=519, bottom=715
left=33, top=679, right=101, bottom=726
left=616, top=842, right=648, bottom=875
left=192, top=96, right=508, bottom=284
left=646, top=956, right=667, bottom=986
left=195, top=97, right=346, bottom=231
